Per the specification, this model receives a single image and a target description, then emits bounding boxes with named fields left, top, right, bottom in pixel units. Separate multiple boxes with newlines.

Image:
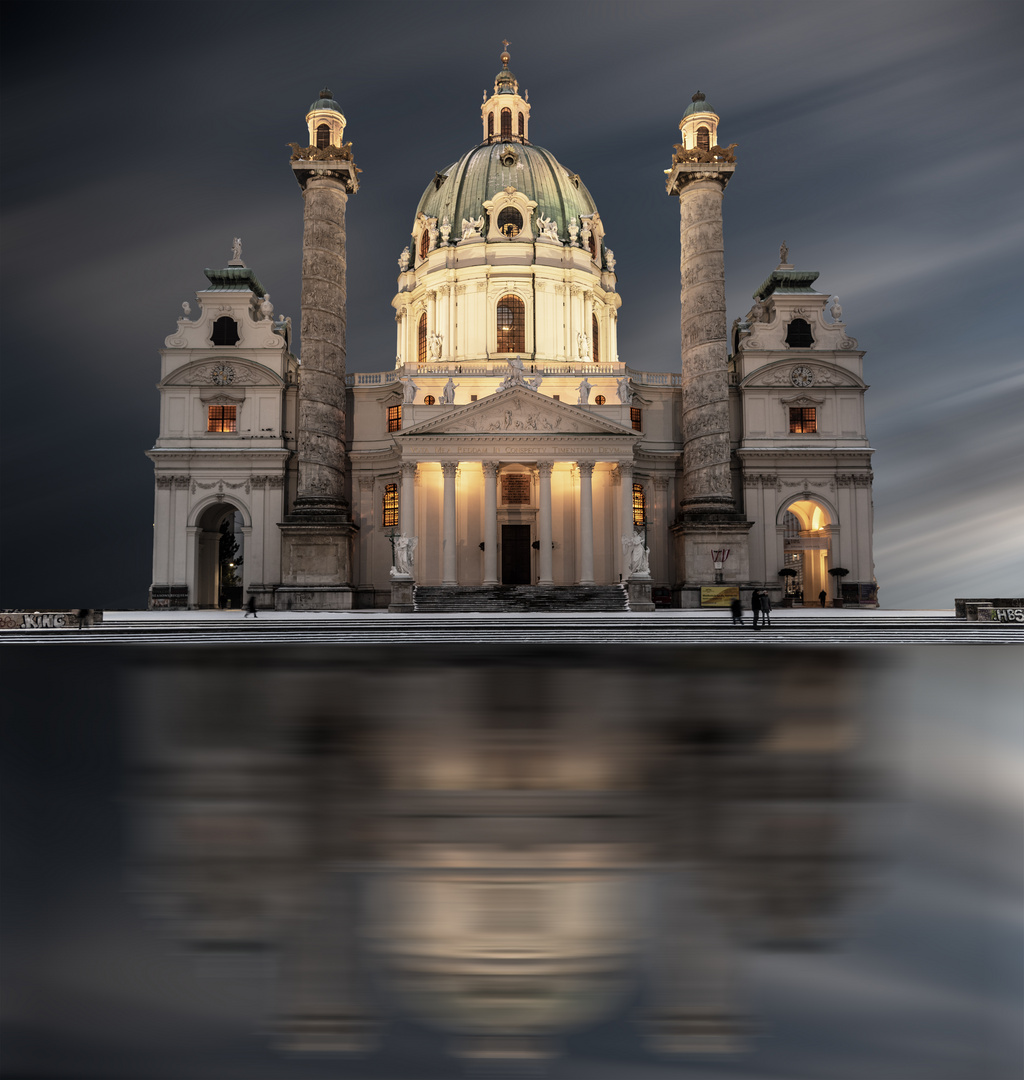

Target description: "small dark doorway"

left=501, top=524, right=532, bottom=585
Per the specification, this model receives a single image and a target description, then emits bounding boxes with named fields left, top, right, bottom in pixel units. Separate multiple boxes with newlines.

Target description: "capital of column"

left=357, top=476, right=374, bottom=492
left=577, top=461, right=595, bottom=478
left=666, top=160, right=735, bottom=197
left=400, top=462, right=418, bottom=479
left=482, top=462, right=498, bottom=479
left=536, top=460, right=553, bottom=477
left=441, top=462, right=458, bottom=479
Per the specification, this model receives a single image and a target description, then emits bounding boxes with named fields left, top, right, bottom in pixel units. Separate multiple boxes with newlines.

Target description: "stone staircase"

left=412, top=584, right=629, bottom=613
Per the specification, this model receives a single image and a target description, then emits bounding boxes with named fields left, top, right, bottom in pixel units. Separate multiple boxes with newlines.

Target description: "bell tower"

left=666, top=93, right=752, bottom=607
left=277, top=88, right=361, bottom=610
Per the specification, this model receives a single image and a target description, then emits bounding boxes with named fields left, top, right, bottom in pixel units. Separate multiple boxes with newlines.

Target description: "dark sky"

left=2, top=1, right=1022, bottom=609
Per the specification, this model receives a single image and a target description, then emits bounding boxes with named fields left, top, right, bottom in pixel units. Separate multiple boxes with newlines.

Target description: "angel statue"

left=441, top=377, right=458, bottom=404
left=622, top=532, right=650, bottom=577
left=232, top=237, right=242, bottom=262
left=390, top=535, right=418, bottom=577
left=577, top=377, right=593, bottom=405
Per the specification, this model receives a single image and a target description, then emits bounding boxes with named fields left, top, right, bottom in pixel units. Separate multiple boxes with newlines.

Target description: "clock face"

left=791, top=365, right=814, bottom=388
left=211, top=364, right=235, bottom=386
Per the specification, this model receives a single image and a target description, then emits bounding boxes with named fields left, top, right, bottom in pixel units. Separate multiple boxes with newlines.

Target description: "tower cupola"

left=678, top=90, right=719, bottom=153
left=305, top=87, right=347, bottom=150
left=481, top=42, right=531, bottom=143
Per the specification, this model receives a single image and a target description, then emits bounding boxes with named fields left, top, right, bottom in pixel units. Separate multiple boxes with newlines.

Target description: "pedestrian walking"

left=818, top=589, right=827, bottom=608
left=751, top=590, right=762, bottom=630
left=245, top=594, right=258, bottom=618
left=730, top=597, right=743, bottom=626
left=760, top=590, right=772, bottom=627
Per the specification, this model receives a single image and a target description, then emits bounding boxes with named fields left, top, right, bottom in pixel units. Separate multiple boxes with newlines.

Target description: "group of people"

left=729, top=590, right=773, bottom=629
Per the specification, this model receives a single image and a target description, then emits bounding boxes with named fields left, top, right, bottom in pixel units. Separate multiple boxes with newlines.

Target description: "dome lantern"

left=678, top=90, right=719, bottom=153
left=481, top=41, right=531, bottom=144
left=305, top=87, right=347, bottom=150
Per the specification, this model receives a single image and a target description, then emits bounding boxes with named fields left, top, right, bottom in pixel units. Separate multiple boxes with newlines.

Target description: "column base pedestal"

left=671, top=516, right=753, bottom=608
left=627, top=577, right=656, bottom=611
left=388, top=577, right=415, bottom=613
left=276, top=515, right=357, bottom=611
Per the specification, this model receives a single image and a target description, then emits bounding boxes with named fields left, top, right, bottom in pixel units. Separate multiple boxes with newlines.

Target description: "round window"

left=497, top=207, right=523, bottom=238
left=594, top=395, right=606, bottom=405
left=423, top=395, right=436, bottom=405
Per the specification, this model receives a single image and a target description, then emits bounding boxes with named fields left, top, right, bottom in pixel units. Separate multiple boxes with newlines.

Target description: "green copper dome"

left=682, top=90, right=715, bottom=118
left=414, top=141, right=599, bottom=244
left=308, top=87, right=343, bottom=114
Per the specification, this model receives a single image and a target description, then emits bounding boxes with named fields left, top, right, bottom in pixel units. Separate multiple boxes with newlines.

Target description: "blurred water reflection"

left=3, top=645, right=1020, bottom=1079
left=126, top=647, right=873, bottom=1068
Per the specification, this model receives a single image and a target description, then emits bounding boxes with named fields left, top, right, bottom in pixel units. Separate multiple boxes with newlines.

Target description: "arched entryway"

left=195, top=502, right=245, bottom=609
left=780, top=498, right=833, bottom=606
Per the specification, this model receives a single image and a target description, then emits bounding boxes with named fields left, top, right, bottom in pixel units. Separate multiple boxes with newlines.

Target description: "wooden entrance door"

left=501, top=524, right=532, bottom=585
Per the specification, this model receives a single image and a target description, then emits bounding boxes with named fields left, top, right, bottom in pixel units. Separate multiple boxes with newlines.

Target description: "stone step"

left=412, top=584, right=629, bottom=613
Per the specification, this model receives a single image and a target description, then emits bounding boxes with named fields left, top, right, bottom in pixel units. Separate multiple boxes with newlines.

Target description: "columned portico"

left=482, top=463, right=499, bottom=584
left=400, top=462, right=416, bottom=535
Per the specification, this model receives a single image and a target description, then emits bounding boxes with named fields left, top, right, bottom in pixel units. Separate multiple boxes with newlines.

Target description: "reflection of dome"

left=415, top=141, right=599, bottom=243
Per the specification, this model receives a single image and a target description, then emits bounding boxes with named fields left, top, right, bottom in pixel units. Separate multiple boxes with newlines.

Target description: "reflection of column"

left=442, top=463, right=458, bottom=584
left=578, top=462, right=595, bottom=584
left=537, top=461, right=553, bottom=585
left=619, top=461, right=634, bottom=578
left=482, top=463, right=498, bottom=585
left=400, top=462, right=416, bottom=537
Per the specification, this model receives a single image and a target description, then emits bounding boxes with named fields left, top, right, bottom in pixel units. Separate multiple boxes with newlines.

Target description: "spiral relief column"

left=277, top=89, right=361, bottom=610
left=666, top=93, right=751, bottom=607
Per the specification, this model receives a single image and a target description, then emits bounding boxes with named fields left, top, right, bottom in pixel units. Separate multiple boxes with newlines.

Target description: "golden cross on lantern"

left=502, top=39, right=510, bottom=52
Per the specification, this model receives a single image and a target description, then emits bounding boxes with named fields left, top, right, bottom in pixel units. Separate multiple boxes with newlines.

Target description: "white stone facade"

left=147, top=56, right=876, bottom=610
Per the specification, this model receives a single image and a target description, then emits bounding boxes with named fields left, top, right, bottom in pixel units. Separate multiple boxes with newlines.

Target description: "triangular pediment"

left=399, top=386, right=636, bottom=438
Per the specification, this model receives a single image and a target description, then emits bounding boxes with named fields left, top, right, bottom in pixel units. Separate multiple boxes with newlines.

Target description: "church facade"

left=148, top=51, right=876, bottom=611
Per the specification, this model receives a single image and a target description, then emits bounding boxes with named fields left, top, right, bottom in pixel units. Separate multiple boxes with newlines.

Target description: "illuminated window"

left=497, top=207, right=522, bottom=238
left=387, top=405, right=402, bottom=432
left=419, top=230, right=430, bottom=260
left=518, top=112, right=524, bottom=138
left=785, top=318, right=814, bottom=348
left=592, top=313, right=600, bottom=363
left=496, top=294, right=525, bottom=352
left=207, top=405, right=236, bottom=432
left=382, top=483, right=399, bottom=527
left=423, top=394, right=436, bottom=405
left=632, top=483, right=646, bottom=526
left=211, top=317, right=239, bottom=346
left=789, top=407, right=817, bottom=433
left=594, top=394, right=606, bottom=405
left=630, top=407, right=643, bottom=432
left=697, top=126, right=710, bottom=152
left=316, top=123, right=330, bottom=149
left=417, top=314, right=427, bottom=362
left=488, top=112, right=494, bottom=139
left=500, top=108, right=512, bottom=140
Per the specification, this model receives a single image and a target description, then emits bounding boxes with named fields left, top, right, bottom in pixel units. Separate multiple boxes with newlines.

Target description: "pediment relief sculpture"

left=744, top=362, right=863, bottom=389
left=162, top=358, right=284, bottom=388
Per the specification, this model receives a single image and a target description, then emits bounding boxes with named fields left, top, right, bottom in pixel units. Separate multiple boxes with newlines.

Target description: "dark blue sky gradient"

left=2, top=1, right=1021, bottom=608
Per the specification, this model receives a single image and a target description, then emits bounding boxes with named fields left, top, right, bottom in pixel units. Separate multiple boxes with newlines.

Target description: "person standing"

left=818, top=589, right=827, bottom=608
left=760, top=590, right=772, bottom=627
left=751, top=590, right=762, bottom=630
left=245, top=594, right=258, bottom=618
left=730, top=596, right=743, bottom=626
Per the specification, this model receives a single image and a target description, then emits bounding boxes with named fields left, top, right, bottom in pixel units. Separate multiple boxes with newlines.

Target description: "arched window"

left=419, top=229, right=430, bottom=260
left=785, top=318, right=814, bottom=348
left=592, top=313, right=600, bottom=364
left=496, top=294, right=525, bottom=353
left=382, top=483, right=399, bottom=526
left=500, top=108, right=512, bottom=140
left=517, top=112, right=524, bottom=138
left=211, top=317, right=239, bottom=346
left=632, top=483, right=646, bottom=526
left=697, top=126, right=710, bottom=152
left=488, top=112, right=494, bottom=139
left=497, top=206, right=522, bottom=238
left=417, top=313, right=427, bottom=363
left=316, top=123, right=330, bottom=149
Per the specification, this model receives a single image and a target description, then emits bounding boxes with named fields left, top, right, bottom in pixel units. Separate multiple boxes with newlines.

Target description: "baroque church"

left=148, top=49, right=876, bottom=611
